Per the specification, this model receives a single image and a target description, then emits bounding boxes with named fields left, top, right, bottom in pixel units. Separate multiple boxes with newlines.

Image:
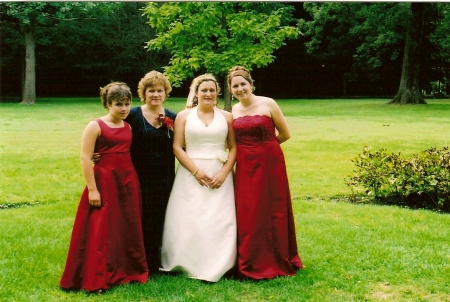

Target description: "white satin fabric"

left=160, top=107, right=237, bottom=282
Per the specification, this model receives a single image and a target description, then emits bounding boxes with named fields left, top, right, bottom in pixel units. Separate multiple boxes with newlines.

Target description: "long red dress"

left=233, top=115, right=303, bottom=280
left=60, top=119, right=148, bottom=292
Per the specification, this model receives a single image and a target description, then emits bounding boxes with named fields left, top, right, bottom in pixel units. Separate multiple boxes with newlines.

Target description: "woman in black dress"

left=124, top=71, right=177, bottom=274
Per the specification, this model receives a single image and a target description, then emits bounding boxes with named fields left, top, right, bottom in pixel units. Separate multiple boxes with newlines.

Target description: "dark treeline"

left=1, top=2, right=449, bottom=99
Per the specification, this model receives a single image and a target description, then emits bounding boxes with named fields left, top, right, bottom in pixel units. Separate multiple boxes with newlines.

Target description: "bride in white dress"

left=160, top=74, right=237, bottom=282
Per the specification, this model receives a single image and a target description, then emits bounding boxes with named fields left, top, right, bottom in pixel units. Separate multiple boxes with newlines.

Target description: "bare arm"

left=80, top=121, right=101, bottom=206
left=268, top=98, right=291, bottom=144
left=209, top=111, right=237, bottom=188
left=173, top=110, right=212, bottom=187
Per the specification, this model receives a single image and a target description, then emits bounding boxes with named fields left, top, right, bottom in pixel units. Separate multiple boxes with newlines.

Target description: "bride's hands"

left=194, top=169, right=212, bottom=187
left=209, top=171, right=227, bottom=189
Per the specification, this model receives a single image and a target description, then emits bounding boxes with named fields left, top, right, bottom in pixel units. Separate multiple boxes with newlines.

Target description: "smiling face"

left=196, top=80, right=217, bottom=106
left=230, top=76, right=253, bottom=101
left=144, top=84, right=166, bottom=106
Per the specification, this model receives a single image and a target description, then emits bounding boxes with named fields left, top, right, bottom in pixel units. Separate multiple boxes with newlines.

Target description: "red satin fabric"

left=60, top=119, right=148, bottom=292
left=233, top=115, right=303, bottom=280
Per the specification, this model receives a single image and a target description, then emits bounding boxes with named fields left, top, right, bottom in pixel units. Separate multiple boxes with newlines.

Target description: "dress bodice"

left=185, top=107, right=228, bottom=159
left=232, top=115, right=277, bottom=145
left=95, top=119, right=131, bottom=154
left=124, top=106, right=177, bottom=190
left=125, top=107, right=176, bottom=166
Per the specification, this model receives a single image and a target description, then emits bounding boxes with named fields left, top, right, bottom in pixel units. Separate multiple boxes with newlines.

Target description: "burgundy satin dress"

left=60, top=119, right=148, bottom=292
left=233, top=115, right=303, bottom=280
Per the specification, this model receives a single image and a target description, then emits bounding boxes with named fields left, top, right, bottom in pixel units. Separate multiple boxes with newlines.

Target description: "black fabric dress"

left=125, top=106, right=177, bottom=273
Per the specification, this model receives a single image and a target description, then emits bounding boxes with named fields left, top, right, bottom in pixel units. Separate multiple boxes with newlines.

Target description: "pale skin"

left=81, top=99, right=131, bottom=207
left=230, top=75, right=291, bottom=144
left=141, top=84, right=167, bottom=127
left=173, top=80, right=237, bottom=189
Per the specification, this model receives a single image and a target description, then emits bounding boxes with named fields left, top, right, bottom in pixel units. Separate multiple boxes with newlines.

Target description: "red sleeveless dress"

left=233, top=115, right=303, bottom=279
left=60, top=119, right=148, bottom=292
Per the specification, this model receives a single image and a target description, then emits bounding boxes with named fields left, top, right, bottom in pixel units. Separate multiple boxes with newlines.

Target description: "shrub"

left=345, top=146, right=450, bottom=213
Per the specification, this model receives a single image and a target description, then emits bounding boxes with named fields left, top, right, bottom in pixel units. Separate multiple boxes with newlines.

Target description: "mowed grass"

left=1, top=97, right=450, bottom=301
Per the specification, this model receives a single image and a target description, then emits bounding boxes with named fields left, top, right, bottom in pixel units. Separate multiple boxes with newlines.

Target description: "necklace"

left=239, top=97, right=254, bottom=112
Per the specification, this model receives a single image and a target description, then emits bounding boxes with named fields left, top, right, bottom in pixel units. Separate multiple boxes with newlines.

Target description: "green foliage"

left=1, top=2, right=165, bottom=96
left=1, top=2, right=99, bottom=30
left=431, top=4, right=450, bottom=54
left=301, top=2, right=408, bottom=84
left=352, top=3, right=408, bottom=72
left=1, top=2, right=114, bottom=102
left=346, top=146, right=450, bottom=212
left=142, top=2, right=300, bottom=86
left=429, top=2, right=450, bottom=84
left=301, top=2, right=445, bottom=93
left=47, top=2, right=164, bottom=85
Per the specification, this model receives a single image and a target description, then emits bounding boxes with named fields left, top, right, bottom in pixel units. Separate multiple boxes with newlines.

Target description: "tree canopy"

left=2, top=2, right=450, bottom=102
left=1, top=2, right=164, bottom=103
left=143, top=2, right=300, bottom=110
left=301, top=2, right=409, bottom=97
left=301, top=2, right=447, bottom=102
left=2, top=2, right=103, bottom=103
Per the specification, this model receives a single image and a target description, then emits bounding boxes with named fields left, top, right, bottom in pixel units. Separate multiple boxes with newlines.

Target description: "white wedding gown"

left=160, top=107, right=237, bottom=282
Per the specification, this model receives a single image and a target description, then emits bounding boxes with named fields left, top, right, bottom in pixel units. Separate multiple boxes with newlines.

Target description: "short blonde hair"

left=137, top=71, right=172, bottom=102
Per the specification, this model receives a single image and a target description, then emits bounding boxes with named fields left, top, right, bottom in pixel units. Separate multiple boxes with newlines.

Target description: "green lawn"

left=1, top=98, right=449, bottom=301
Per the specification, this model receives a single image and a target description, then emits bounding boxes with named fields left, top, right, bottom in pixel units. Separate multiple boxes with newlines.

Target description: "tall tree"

left=46, top=2, right=166, bottom=94
left=427, top=3, right=450, bottom=95
left=301, top=2, right=365, bottom=96
left=351, top=3, right=409, bottom=95
left=389, top=2, right=427, bottom=104
left=301, top=2, right=410, bottom=97
left=143, top=2, right=300, bottom=111
left=1, top=2, right=106, bottom=104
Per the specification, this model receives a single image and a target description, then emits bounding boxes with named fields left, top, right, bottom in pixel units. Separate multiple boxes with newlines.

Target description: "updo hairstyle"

left=99, top=82, right=132, bottom=109
left=137, top=71, right=172, bottom=103
left=187, top=73, right=221, bottom=108
left=227, top=66, right=255, bottom=90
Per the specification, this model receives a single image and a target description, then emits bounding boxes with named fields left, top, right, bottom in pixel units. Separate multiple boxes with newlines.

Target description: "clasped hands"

left=194, top=169, right=225, bottom=189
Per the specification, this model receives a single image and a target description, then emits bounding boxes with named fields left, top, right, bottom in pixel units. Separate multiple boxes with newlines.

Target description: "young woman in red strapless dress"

left=60, top=82, right=148, bottom=293
left=228, top=66, right=303, bottom=280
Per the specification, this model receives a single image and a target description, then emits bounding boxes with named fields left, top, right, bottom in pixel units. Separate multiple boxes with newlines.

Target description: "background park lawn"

left=1, top=98, right=449, bottom=301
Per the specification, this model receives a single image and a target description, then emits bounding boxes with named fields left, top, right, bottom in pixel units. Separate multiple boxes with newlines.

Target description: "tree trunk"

left=223, top=77, right=232, bottom=112
left=342, top=76, right=348, bottom=97
left=21, top=29, right=36, bottom=104
left=444, top=64, right=450, bottom=96
left=389, top=2, right=426, bottom=104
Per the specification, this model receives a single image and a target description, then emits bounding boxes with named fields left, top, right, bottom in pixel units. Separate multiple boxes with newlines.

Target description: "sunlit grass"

left=279, top=99, right=450, bottom=198
left=1, top=98, right=450, bottom=301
